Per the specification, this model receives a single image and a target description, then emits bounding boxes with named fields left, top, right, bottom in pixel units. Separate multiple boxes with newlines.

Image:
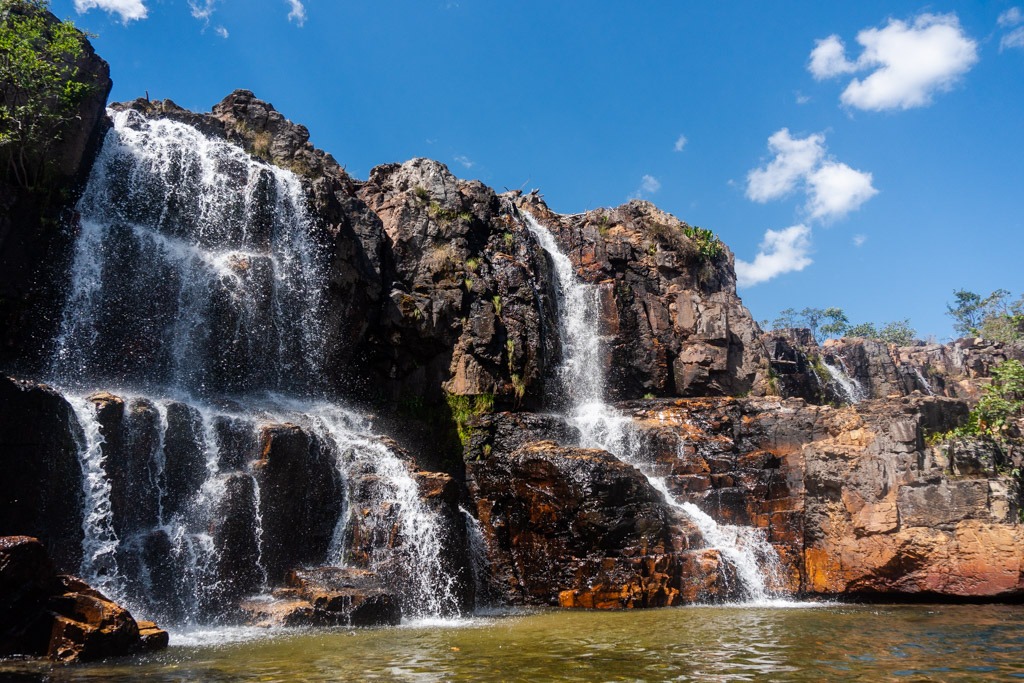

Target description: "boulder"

left=241, top=567, right=400, bottom=627
left=0, top=536, right=167, bottom=663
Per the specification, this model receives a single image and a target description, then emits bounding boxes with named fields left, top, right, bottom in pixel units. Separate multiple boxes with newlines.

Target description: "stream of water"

left=522, top=211, right=783, bottom=603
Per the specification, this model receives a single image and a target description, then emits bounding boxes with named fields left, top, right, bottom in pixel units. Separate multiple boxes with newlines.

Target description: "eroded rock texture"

left=466, top=436, right=737, bottom=608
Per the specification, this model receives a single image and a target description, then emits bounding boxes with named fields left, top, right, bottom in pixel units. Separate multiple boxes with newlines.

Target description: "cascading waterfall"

left=460, top=506, right=491, bottom=610
left=822, top=358, right=866, bottom=404
left=47, top=109, right=458, bottom=625
left=521, top=210, right=782, bottom=603
left=66, top=396, right=122, bottom=601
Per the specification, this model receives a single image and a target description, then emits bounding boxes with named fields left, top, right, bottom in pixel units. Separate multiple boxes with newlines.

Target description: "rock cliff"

left=0, top=71, right=1022, bottom=648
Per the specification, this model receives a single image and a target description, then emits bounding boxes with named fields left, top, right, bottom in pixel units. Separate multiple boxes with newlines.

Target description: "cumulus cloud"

left=746, top=128, right=877, bottom=221
left=998, top=7, right=1023, bottom=27
left=640, top=175, right=660, bottom=193
left=806, top=162, right=878, bottom=220
left=215, top=25, right=229, bottom=39
left=286, top=0, right=306, bottom=26
left=73, top=0, right=147, bottom=22
left=453, top=155, right=474, bottom=169
left=745, top=129, right=825, bottom=203
left=673, top=134, right=687, bottom=152
left=809, top=13, right=978, bottom=111
left=735, top=225, right=813, bottom=288
left=808, top=35, right=858, bottom=79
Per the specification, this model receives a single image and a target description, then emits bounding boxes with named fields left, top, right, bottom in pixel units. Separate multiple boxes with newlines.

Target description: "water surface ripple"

left=4, top=604, right=1023, bottom=681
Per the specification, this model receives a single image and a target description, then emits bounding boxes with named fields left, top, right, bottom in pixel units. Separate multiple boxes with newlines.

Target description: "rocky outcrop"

left=0, top=377, right=84, bottom=571
left=466, top=435, right=738, bottom=607
left=0, top=536, right=167, bottom=663
left=517, top=196, right=769, bottom=400
left=764, top=330, right=1024, bottom=407
left=620, top=394, right=1021, bottom=599
left=0, top=6, right=113, bottom=374
left=241, top=567, right=401, bottom=627
left=801, top=396, right=1022, bottom=599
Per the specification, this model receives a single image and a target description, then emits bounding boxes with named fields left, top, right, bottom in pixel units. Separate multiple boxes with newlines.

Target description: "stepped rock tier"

left=1, top=72, right=1023, bottom=660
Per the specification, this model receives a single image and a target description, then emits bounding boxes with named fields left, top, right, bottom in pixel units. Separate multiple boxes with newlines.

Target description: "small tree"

left=846, top=322, right=878, bottom=338
left=878, top=319, right=916, bottom=346
left=0, top=0, right=96, bottom=189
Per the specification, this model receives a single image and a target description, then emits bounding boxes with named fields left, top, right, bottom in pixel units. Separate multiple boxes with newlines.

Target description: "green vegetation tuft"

left=1, top=0, right=100, bottom=189
left=929, top=359, right=1024, bottom=444
left=446, top=392, right=495, bottom=449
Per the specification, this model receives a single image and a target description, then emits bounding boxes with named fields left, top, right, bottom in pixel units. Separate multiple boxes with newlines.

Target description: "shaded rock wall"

left=0, top=7, right=112, bottom=374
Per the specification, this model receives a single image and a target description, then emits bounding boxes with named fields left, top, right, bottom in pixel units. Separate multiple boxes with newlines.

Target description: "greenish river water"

left=3, top=604, right=1024, bottom=681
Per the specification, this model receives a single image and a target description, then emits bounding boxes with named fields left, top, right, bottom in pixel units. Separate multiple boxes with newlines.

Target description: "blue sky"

left=52, top=1, right=1024, bottom=341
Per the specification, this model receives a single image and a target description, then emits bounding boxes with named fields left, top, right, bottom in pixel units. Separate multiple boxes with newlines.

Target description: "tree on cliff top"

left=0, top=0, right=95, bottom=189
left=946, top=289, right=1023, bottom=344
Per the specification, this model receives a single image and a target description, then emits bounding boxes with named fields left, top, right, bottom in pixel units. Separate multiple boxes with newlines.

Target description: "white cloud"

left=806, top=162, right=878, bottom=220
left=453, top=155, right=474, bottom=169
left=745, top=129, right=825, bottom=203
left=735, top=225, right=813, bottom=288
left=286, top=0, right=306, bottom=26
left=189, top=0, right=216, bottom=22
left=215, top=25, right=229, bottom=38
left=73, top=0, right=147, bottom=22
left=628, top=174, right=661, bottom=200
left=1001, top=26, right=1024, bottom=51
left=998, top=7, right=1023, bottom=27
left=809, top=13, right=978, bottom=111
left=746, top=128, right=877, bottom=222
left=673, top=134, right=687, bottom=152
left=853, top=234, right=867, bottom=247
left=809, top=35, right=858, bottom=79
left=795, top=92, right=812, bottom=105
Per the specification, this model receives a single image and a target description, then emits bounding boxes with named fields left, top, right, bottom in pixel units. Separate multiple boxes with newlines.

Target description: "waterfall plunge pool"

left=3, top=604, right=1024, bottom=681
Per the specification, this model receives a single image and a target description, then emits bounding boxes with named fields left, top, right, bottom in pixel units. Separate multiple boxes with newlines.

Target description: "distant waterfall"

left=522, top=210, right=782, bottom=603
left=49, top=109, right=458, bottom=624
left=822, top=358, right=866, bottom=404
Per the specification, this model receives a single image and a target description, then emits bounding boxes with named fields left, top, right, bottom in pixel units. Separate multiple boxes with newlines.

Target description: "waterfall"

left=49, top=109, right=458, bottom=624
left=522, top=210, right=782, bottom=603
left=51, top=109, right=328, bottom=397
left=67, top=396, right=122, bottom=601
left=911, top=366, right=934, bottom=396
left=460, top=506, right=491, bottom=610
left=822, top=358, right=866, bottom=404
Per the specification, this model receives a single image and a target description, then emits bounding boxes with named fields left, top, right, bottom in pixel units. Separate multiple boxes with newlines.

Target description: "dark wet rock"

left=0, top=536, right=167, bottom=662
left=213, top=474, right=264, bottom=603
left=0, top=378, right=84, bottom=571
left=254, top=423, right=344, bottom=582
left=241, top=567, right=400, bottom=627
left=466, top=439, right=736, bottom=607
